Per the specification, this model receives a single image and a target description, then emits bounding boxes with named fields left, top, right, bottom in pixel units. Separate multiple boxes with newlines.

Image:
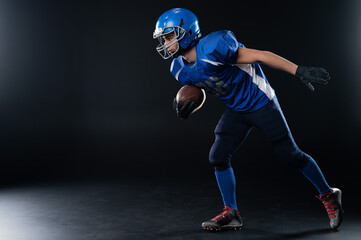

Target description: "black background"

left=0, top=0, right=360, bottom=188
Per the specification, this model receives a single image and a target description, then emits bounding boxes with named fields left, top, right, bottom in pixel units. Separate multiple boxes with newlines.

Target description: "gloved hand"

left=295, top=66, right=330, bottom=91
left=173, top=98, right=197, bottom=119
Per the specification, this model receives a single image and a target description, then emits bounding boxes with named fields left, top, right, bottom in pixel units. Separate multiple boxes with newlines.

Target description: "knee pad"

left=272, top=136, right=309, bottom=169
left=209, top=143, right=231, bottom=171
left=287, top=149, right=309, bottom=169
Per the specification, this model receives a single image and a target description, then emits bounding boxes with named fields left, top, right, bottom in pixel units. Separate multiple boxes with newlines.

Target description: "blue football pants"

left=209, top=97, right=331, bottom=202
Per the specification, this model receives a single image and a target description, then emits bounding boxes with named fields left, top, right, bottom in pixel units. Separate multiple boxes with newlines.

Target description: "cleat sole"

left=202, top=225, right=242, bottom=231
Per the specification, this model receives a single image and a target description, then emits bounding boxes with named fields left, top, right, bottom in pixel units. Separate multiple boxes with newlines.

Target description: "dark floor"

left=0, top=175, right=359, bottom=240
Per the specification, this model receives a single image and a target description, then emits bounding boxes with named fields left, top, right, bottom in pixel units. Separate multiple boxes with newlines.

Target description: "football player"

left=153, top=8, right=343, bottom=231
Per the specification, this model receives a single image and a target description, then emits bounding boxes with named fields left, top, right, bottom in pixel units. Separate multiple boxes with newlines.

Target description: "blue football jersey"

left=170, top=30, right=275, bottom=112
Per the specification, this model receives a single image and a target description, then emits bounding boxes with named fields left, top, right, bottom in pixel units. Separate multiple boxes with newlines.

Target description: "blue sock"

left=299, top=157, right=332, bottom=195
left=215, top=168, right=238, bottom=210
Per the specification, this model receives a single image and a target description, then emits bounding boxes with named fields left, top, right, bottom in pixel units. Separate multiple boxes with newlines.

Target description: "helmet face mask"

left=154, top=26, right=186, bottom=59
left=153, top=8, right=201, bottom=60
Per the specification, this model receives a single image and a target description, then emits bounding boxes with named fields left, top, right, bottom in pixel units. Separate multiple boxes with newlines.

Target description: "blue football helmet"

left=153, top=8, right=201, bottom=59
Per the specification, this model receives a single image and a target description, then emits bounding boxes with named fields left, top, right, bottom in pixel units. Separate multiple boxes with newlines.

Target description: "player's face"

left=162, top=32, right=178, bottom=54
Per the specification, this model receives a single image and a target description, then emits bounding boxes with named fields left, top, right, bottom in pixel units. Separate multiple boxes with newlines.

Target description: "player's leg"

left=271, top=136, right=343, bottom=230
left=275, top=139, right=343, bottom=229
left=247, top=97, right=343, bottom=229
left=271, top=136, right=332, bottom=194
left=202, top=108, right=251, bottom=231
left=210, top=108, right=252, bottom=210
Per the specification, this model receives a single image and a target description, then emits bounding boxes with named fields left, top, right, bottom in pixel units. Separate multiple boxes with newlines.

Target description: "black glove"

left=173, top=98, right=196, bottom=119
left=295, top=66, right=330, bottom=91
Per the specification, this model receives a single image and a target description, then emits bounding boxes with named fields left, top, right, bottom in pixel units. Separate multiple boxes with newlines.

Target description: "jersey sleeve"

left=208, top=30, right=239, bottom=65
left=170, top=57, right=191, bottom=85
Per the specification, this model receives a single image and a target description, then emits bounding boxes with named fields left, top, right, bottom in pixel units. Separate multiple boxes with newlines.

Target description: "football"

left=175, top=85, right=206, bottom=113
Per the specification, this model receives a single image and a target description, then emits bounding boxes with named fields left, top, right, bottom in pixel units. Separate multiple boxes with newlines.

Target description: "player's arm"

left=236, top=47, right=330, bottom=91
left=236, top=47, right=298, bottom=75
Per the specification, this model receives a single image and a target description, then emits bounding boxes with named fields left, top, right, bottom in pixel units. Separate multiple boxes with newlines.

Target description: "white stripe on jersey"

left=236, top=64, right=275, bottom=100
left=170, top=60, right=175, bottom=72
left=175, top=67, right=184, bottom=81
left=200, top=59, right=224, bottom=66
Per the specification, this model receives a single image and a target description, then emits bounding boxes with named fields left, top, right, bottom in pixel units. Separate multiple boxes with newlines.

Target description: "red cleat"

left=202, top=206, right=242, bottom=231
left=317, top=188, right=344, bottom=230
